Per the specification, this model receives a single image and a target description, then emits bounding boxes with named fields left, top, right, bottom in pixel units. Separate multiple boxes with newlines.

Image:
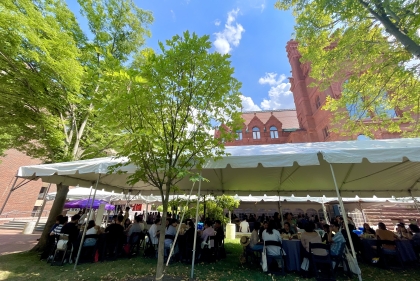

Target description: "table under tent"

left=16, top=138, right=420, bottom=280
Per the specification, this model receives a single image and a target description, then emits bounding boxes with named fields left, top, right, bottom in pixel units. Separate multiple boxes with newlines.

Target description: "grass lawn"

left=0, top=238, right=418, bottom=281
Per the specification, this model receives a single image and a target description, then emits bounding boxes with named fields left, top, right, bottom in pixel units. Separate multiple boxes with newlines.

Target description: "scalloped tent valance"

left=18, top=138, right=420, bottom=197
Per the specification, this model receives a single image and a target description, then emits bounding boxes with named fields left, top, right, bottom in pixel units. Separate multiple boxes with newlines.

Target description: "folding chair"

left=331, top=242, right=352, bottom=278
left=126, top=232, right=141, bottom=257
left=377, top=240, right=404, bottom=268
left=309, top=242, right=335, bottom=280
left=264, top=240, right=286, bottom=276
left=51, top=234, right=71, bottom=266
left=80, top=234, right=99, bottom=263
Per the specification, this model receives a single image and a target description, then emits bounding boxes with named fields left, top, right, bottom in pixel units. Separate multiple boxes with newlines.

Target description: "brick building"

left=218, top=40, right=404, bottom=146
left=0, top=149, right=55, bottom=218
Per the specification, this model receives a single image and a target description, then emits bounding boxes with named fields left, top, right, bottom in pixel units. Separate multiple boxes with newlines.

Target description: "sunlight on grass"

left=0, top=271, right=12, bottom=281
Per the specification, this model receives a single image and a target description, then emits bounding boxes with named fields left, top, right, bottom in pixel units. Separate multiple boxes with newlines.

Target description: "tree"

left=103, top=31, right=243, bottom=279
left=276, top=0, right=420, bottom=137
left=180, top=195, right=240, bottom=224
left=0, top=0, right=152, bottom=251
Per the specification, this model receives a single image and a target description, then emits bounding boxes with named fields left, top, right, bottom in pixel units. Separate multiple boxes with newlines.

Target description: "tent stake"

left=191, top=173, right=202, bottom=279
left=329, top=164, right=362, bottom=281
left=74, top=174, right=101, bottom=270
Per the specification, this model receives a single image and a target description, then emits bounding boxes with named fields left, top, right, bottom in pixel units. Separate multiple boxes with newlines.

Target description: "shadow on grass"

left=0, top=238, right=418, bottom=281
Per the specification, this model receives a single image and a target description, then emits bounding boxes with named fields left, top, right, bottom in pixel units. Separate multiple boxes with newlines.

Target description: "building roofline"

left=242, top=109, right=296, bottom=114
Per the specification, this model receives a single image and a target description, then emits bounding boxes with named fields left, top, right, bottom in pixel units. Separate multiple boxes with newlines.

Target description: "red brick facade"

left=219, top=40, right=407, bottom=146
left=0, top=149, right=56, bottom=217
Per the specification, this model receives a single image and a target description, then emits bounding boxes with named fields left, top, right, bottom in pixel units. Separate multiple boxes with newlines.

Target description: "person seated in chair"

left=280, top=222, right=295, bottom=235
left=397, top=223, right=412, bottom=240
left=82, top=220, right=98, bottom=247
left=341, top=223, right=362, bottom=254
left=363, top=223, right=376, bottom=235
left=249, top=221, right=263, bottom=251
left=262, top=220, right=282, bottom=256
left=126, top=215, right=144, bottom=243
left=60, top=214, right=81, bottom=261
left=165, top=219, right=178, bottom=256
left=322, top=224, right=333, bottom=244
left=105, top=215, right=125, bottom=255
left=328, top=221, right=346, bottom=257
left=301, top=221, right=327, bottom=257
left=50, top=216, right=67, bottom=237
left=148, top=218, right=161, bottom=249
left=376, top=222, right=398, bottom=251
left=239, top=217, right=250, bottom=233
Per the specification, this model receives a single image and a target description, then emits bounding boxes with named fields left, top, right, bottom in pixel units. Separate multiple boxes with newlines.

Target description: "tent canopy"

left=46, top=187, right=119, bottom=201
left=17, top=138, right=420, bottom=197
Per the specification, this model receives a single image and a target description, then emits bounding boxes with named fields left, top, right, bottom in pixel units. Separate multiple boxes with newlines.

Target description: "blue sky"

left=66, top=0, right=296, bottom=111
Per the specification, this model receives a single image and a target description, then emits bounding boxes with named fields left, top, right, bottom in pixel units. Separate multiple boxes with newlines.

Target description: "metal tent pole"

left=33, top=183, right=52, bottom=232
left=74, top=174, right=101, bottom=270
left=190, top=173, right=202, bottom=279
left=321, top=197, right=329, bottom=224
left=359, top=201, right=367, bottom=223
left=329, top=164, right=362, bottom=281
left=0, top=176, right=19, bottom=215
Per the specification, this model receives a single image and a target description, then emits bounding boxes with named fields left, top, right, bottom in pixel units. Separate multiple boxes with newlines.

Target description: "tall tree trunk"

left=155, top=187, right=169, bottom=280
left=31, top=183, right=69, bottom=252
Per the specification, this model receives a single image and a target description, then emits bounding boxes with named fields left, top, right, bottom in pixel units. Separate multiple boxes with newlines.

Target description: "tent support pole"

left=33, top=183, right=52, bottom=232
left=74, top=174, right=101, bottom=270
left=0, top=176, right=19, bottom=215
left=359, top=202, right=367, bottom=223
left=409, top=190, right=420, bottom=215
left=145, top=202, right=149, bottom=225
left=166, top=181, right=196, bottom=266
left=329, top=164, right=362, bottom=281
left=321, top=198, right=329, bottom=224
left=191, top=173, right=202, bottom=280
left=278, top=193, right=284, bottom=227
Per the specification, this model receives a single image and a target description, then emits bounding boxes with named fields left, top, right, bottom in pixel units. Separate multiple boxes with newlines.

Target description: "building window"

left=323, top=126, right=330, bottom=139
left=252, top=127, right=260, bottom=139
left=236, top=130, right=243, bottom=140
left=270, top=126, right=279, bottom=139
left=37, top=186, right=47, bottom=200
left=315, top=96, right=321, bottom=109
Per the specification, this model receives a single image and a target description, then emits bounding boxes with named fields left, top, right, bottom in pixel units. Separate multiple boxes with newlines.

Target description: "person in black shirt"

left=105, top=215, right=125, bottom=256
left=280, top=222, right=295, bottom=235
left=60, top=214, right=81, bottom=261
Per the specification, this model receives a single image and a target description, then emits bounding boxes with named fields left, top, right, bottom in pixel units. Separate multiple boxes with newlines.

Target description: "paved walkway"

left=0, top=229, right=40, bottom=256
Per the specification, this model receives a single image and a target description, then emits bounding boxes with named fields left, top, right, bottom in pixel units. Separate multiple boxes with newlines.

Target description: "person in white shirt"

left=148, top=218, right=161, bottom=247
left=239, top=218, right=250, bottom=233
left=83, top=220, right=98, bottom=247
left=262, top=220, right=282, bottom=256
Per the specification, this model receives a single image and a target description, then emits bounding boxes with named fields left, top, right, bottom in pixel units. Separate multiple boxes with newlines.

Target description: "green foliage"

left=162, top=195, right=240, bottom=224
left=0, top=0, right=153, bottom=162
left=102, top=31, right=242, bottom=278
left=276, top=0, right=420, bottom=137
left=104, top=31, right=243, bottom=192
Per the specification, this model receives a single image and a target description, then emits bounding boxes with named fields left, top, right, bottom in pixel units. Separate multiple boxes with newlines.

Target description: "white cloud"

left=213, top=9, right=245, bottom=54
left=259, top=73, right=294, bottom=110
left=240, top=95, right=261, bottom=111
left=170, top=10, right=176, bottom=21
left=214, top=19, right=221, bottom=26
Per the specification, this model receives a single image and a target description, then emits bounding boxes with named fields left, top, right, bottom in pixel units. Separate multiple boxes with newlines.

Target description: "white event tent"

left=16, top=138, right=420, bottom=278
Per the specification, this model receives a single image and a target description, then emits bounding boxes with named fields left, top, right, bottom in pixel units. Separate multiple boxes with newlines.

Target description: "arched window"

left=270, top=126, right=279, bottom=139
left=252, top=127, right=260, bottom=139
left=236, top=130, right=243, bottom=141
left=315, top=96, right=321, bottom=109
